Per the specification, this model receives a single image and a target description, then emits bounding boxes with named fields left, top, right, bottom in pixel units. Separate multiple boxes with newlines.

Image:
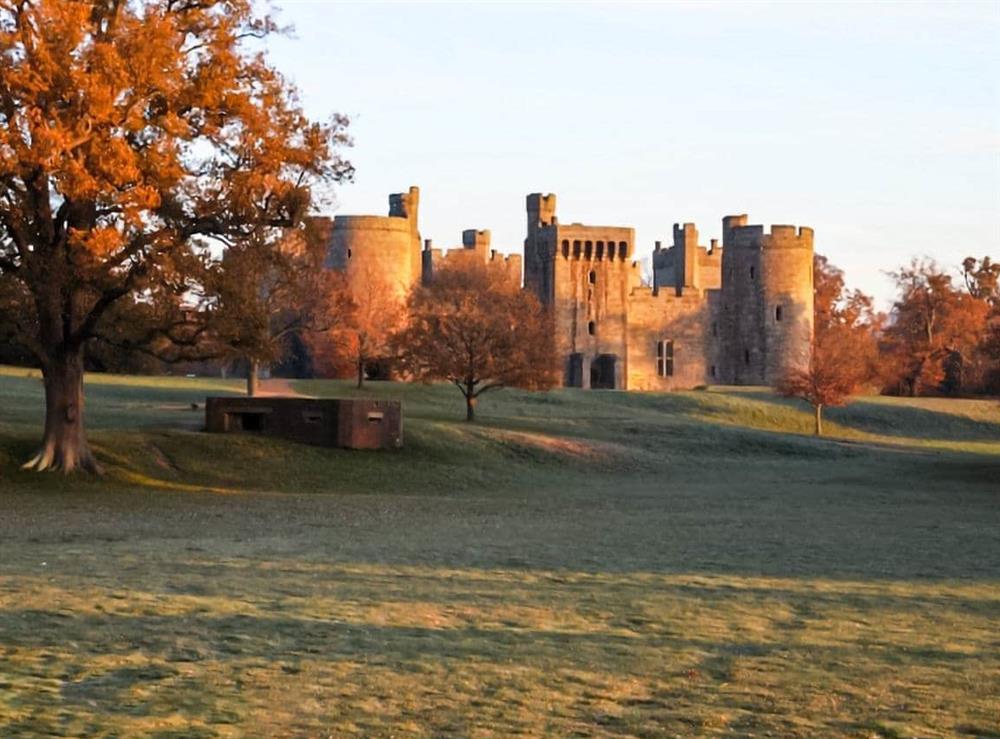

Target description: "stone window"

left=775, top=305, right=783, bottom=321
left=347, top=249, right=352, bottom=259
left=588, top=270, right=596, bottom=284
left=588, top=321, right=596, bottom=336
left=585, top=241, right=593, bottom=260
left=561, top=240, right=569, bottom=258
left=656, top=340, right=674, bottom=377
left=596, top=241, right=604, bottom=260
left=573, top=240, right=581, bottom=258
left=619, top=241, right=628, bottom=259
left=744, top=349, right=750, bottom=365
left=750, top=266, right=755, bottom=280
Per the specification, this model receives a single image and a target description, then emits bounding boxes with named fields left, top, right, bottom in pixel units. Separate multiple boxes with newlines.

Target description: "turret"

left=526, top=193, right=557, bottom=234
left=672, top=222, right=701, bottom=296
left=717, top=217, right=814, bottom=385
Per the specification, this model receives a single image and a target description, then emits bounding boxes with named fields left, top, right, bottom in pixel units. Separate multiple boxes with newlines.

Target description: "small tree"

left=780, top=255, right=879, bottom=435
left=779, top=325, right=872, bottom=435
left=395, top=260, right=558, bottom=421
left=209, top=220, right=352, bottom=396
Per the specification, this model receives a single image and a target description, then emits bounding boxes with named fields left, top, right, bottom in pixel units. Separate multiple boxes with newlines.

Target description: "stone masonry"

left=325, top=186, right=814, bottom=391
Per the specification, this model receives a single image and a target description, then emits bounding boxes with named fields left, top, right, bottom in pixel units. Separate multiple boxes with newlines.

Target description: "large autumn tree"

left=778, top=255, right=879, bottom=435
left=0, top=0, right=349, bottom=471
left=395, top=260, right=558, bottom=422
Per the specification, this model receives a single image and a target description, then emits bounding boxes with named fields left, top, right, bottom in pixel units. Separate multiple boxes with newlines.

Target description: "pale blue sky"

left=268, top=1, right=999, bottom=307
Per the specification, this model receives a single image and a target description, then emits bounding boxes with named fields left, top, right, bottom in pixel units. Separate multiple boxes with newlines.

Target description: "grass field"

left=0, top=365, right=998, bottom=737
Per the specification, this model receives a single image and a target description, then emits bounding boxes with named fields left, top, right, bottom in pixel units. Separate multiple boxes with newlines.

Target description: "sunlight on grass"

left=1, top=368, right=998, bottom=736
left=1, top=561, right=997, bottom=736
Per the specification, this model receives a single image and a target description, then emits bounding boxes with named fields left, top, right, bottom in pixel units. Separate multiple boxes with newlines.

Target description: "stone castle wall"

left=422, top=229, right=522, bottom=286
left=325, top=186, right=814, bottom=393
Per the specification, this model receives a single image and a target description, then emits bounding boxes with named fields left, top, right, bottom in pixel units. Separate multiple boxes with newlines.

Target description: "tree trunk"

left=814, top=403, right=823, bottom=436
left=465, top=393, right=476, bottom=422
left=357, top=359, right=364, bottom=389
left=22, top=348, right=100, bottom=473
left=247, top=359, right=260, bottom=397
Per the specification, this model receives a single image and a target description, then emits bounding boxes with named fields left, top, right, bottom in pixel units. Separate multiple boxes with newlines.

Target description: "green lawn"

left=0, top=366, right=998, bottom=737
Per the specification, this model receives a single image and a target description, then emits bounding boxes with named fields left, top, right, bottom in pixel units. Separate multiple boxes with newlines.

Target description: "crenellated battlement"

left=728, top=222, right=813, bottom=250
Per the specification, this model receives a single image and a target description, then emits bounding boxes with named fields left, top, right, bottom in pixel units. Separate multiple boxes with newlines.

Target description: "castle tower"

left=327, top=186, right=422, bottom=304
left=524, top=193, right=557, bottom=301
left=760, top=226, right=814, bottom=383
left=523, top=192, right=634, bottom=389
left=673, top=222, right=701, bottom=296
left=716, top=216, right=813, bottom=385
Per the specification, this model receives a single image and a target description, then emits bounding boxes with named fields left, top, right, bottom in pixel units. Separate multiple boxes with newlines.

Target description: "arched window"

left=347, top=249, right=352, bottom=259
left=588, top=270, right=596, bottom=284
left=588, top=321, right=596, bottom=336
left=561, top=240, right=569, bottom=258
left=596, top=241, right=604, bottom=260
left=656, top=340, right=674, bottom=377
left=584, top=241, right=593, bottom=260
left=619, top=241, right=628, bottom=259
left=775, top=305, right=783, bottom=321
left=573, top=240, right=581, bottom=258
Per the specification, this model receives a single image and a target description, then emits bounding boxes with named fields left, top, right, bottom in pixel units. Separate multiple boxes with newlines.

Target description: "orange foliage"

left=394, top=260, right=558, bottom=421
left=0, top=0, right=351, bottom=471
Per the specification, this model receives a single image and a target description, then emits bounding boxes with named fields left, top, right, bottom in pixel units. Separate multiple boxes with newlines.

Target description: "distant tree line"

left=780, top=254, right=999, bottom=434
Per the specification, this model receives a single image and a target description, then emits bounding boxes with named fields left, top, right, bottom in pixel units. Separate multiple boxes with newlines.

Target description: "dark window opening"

left=596, top=241, right=604, bottom=260
left=229, top=411, right=265, bottom=432
left=347, top=249, right=352, bottom=259
left=750, top=266, right=755, bottom=280
left=656, top=339, right=674, bottom=377
left=710, top=365, right=717, bottom=378
left=302, top=411, right=323, bottom=424
left=590, top=354, right=617, bottom=390
left=619, top=241, right=628, bottom=259
left=573, top=240, right=581, bottom=258
left=588, top=321, right=596, bottom=336
left=775, top=305, right=783, bottom=321
left=744, top=349, right=750, bottom=365
left=588, top=270, right=596, bottom=284
left=585, top=241, right=593, bottom=260
left=561, top=239, right=569, bottom=258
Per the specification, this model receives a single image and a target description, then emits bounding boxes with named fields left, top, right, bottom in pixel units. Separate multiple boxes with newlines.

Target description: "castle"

left=325, top=186, right=814, bottom=391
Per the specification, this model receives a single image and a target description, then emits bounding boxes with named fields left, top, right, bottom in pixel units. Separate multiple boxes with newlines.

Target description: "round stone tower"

left=717, top=216, right=813, bottom=385
left=326, top=186, right=422, bottom=304
left=759, top=225, right=814, bottom=384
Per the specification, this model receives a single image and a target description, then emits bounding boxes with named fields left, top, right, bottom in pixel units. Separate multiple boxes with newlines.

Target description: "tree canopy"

left=0, top=0, right=350, bottom=471
left=394, top=260, right=558, bottom=422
